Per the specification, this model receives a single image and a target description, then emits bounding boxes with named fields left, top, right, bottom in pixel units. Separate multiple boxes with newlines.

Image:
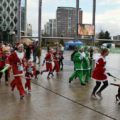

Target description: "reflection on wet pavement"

left=0, top=51, right=119, bottom=120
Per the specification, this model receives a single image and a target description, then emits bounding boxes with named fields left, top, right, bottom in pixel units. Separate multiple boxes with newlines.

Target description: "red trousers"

left=53, top=61, right=60, bottom=72
left=10, top=76, right=25, bottom=96
left=46, top=63, right=52, bottom=72
left=25, top=79, right=31, bottom=91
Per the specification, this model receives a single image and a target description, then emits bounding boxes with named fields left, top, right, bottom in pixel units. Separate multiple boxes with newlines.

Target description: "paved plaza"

left=0, top=50, right=120, bottom=120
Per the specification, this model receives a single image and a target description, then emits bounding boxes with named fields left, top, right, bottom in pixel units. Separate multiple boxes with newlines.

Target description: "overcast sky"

left=27, top=0, right=120, bottom=36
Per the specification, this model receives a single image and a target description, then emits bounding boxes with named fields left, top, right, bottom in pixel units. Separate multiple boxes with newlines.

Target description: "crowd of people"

left=0, top=40, right=110, bottom=101
left=41, top=46, right=64, bottom=79
left=69, top=46, right=93, bottom=85
left=0, top=41, right=64, bottom=99
left=70, top=46, right=110, bottom=99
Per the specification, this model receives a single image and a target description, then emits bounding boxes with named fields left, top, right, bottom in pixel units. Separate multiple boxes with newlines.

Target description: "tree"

left=98, top=30, right=111, bottom=39
left=98, top=30, right=105, bottom=39
left=104, top=31, right=111, bottom=39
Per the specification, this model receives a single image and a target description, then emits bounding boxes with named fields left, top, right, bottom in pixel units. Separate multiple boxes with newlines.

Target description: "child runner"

left=53, top=47, right=60, bottom=73
left=41, top=47, right=54, bottom=79
left=25, top=60, right=36, bottom=93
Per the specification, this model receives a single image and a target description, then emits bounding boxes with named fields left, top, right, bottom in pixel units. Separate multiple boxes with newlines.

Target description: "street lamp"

left=92, top=0, right=96, bottom=46
left=76, top=0, right=79, bottom=39
left=38, top=0, right=42, bottom=47
left=17, top=0, right=21, bottom=40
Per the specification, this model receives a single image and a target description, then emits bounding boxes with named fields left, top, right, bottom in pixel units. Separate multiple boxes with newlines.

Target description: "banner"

left=78, top=24, right=95, bottom=36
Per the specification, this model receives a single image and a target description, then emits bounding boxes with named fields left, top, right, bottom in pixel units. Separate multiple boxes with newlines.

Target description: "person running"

left=82, top=46, right=91, bottom=83
left=91, top=48, right=109, bottom=99
left=2, top=43, right=26, bottom=99
left=53, top=47, right=60, bottom=73
left=0, top=42, right=10, bottom=85
left=25, top=60, right=36, bottom=93
left=69, top=47, right=86, bottom=85
left=41, top=47, right=54, bottom=79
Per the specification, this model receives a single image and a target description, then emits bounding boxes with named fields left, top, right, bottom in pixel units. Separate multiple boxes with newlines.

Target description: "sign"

left=78, top=24, right=95, bottom=36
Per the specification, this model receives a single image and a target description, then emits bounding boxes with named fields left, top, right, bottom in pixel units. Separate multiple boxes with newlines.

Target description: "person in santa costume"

left=91, top=48, right=109, bottom=99
left=25, top=60, right=36, bottom=93
left=52, top=47, right=60, bottom=73
left=2, top=43, right=26, bottom=99
left=41, top=47, right=54, bottom=79
left=0, top=42, right=10, bottom=85
left=0, top=42, right=4, bottom=82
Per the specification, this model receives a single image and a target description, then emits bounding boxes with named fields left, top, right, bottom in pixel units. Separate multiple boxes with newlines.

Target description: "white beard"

left=15, top=51, right=24, bottom=60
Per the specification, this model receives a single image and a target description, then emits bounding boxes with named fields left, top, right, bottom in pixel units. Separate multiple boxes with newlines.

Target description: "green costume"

left=82, top=50, right=91, bottom=83
left=0, top=65, right=9, bottom=73
left=71, top=48, right=78, bottom=71
left=69, top=51, right=85, bottom=85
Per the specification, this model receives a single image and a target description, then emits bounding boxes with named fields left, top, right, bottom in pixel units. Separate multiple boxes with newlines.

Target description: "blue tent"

left=74, top=40, right=83, bottom=45
left=64, top=40, right=83, bottom=50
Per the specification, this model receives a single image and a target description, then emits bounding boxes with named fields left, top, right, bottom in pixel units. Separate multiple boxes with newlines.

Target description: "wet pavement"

left=0, top=50, right=120, bottom=120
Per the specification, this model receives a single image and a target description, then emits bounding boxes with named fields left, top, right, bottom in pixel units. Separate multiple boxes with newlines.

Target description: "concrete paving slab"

left=0, top=50, right=120, bottom=120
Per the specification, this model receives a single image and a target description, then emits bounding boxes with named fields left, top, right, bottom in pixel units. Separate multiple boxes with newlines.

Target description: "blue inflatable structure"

left=64, top=40, right=83, bottom=50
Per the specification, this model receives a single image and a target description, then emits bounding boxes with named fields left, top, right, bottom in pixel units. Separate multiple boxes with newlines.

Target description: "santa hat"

left=16, top=43, right=24, bottom=48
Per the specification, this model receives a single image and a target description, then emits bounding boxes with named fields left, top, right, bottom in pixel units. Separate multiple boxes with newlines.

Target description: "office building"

left=56, top=7, right=83, bottom=37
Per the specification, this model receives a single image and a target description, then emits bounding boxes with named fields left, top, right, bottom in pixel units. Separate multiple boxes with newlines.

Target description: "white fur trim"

left=92, top=78, right=108, bottom=82
left=15, top=51, right=24, bottom=60
left=14, top=74, right=24, bottom=77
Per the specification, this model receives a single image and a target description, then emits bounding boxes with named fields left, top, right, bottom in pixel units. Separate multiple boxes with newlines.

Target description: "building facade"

left=44, top=19, right=57, bottom=37
left=56, top=7, right=83, bottom=37
left=0, top=0, right=27, bottom=33
left=113, top=35, right=120, bottom=40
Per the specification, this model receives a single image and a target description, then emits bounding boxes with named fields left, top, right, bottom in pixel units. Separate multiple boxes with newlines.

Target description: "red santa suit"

left=0, top=47, right=6, bottom=70
left=53, top=51, right=60, bottom=72
left=25, top=64, right=36, bottom=91
left=0, top=47, right=9, bottom=82
left=44, top=52, right=53, bottom=72
left=92, top=56, right=107, bottom=81
left=7, top=50, right=25, bottom=97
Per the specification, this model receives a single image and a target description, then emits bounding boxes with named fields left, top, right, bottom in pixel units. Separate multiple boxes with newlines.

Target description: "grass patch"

left=110, top=48, right=120, bottom=53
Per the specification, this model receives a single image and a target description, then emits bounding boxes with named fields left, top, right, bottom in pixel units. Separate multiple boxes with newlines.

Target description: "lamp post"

left=24, top=0, right=27, bottom=36
left=17, top=0, right=21, bottom=40
left=76, top=0, right=79, bottom=39
left=38, top=0, right=42, bottom=47
left=92, top=0, right=96, bottom=46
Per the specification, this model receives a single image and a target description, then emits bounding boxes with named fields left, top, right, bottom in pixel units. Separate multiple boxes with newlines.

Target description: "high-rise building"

left=56, top=7, right=83, bottom=37
left=0, top=0, right=27, bottom=33
left=113, top=35, right=120, bottom=40
left=44, top=19, right=57, bottom=37
left=21, top=0, right=27, bottom=33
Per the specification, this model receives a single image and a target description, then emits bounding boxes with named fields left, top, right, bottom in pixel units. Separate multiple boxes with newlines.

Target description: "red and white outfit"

left=44, top=52, right=53, bottom=72
left=41, top=51, right=54, bottom=79
left=53, top=51, right=60, bottom=72
left=0, top=47, right=10, bottom=83
left=0, top=47, right=6, bottom=70
left=25, top=65, right=36, bottom=91
left=7, top=51, right=26, bottom=97
left=92, top=56, right=107, bottom=81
